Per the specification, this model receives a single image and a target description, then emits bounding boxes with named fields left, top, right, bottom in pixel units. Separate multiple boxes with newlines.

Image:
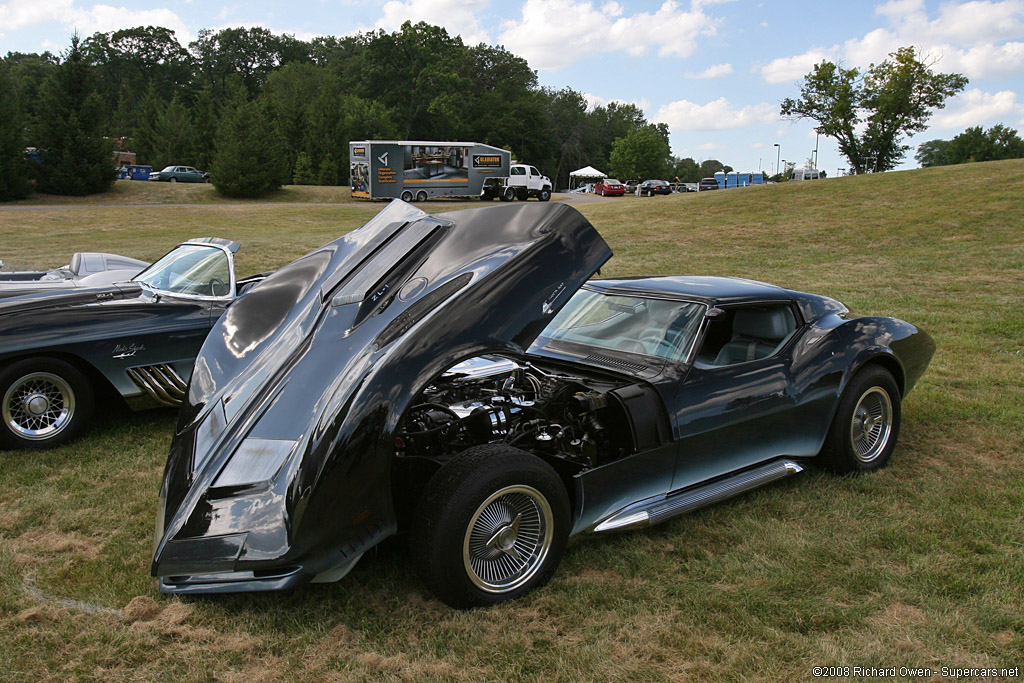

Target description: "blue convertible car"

left=153, top=200, right=934, bottom=607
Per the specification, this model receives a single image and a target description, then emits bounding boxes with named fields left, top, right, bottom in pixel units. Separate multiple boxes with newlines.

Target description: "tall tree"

left=781, top=47, right=967, bottom=173
left=32, top=35, right=115, bottom=195
left=947, top=124, right=1024, bottom=164
left=914, top=139, right=951, bottom=167
left=210, top=82, right=285, bottom=197
left=0, top=63, right=33, bottom=200
left=609, top=125, right=671, bottom=180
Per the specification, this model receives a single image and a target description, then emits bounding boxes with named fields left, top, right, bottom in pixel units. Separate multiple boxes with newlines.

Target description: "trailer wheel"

left=401, top=191, right=413, bottom=202
left=501, top=187, right=515, bottom=202
left=416, top=191, right=428, bottom=202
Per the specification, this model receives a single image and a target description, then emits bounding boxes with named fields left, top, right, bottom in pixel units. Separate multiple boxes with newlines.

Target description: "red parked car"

left=594, top=178, right=625, bottom=196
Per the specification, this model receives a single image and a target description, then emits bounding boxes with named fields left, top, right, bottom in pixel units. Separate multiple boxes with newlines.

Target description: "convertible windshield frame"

left=535, top=285, right=708, bottom=364
left=132, top=243, right=236, bottom=301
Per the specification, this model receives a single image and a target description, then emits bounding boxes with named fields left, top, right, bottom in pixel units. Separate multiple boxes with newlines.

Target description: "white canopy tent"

left=569, top=166, right=606, bottom=190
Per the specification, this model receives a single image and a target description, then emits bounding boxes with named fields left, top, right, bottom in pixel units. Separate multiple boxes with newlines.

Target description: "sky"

left=2, top=0, right=1023, bottom=176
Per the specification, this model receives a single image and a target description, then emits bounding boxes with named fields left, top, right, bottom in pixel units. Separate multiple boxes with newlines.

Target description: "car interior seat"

left=713, top=307, right=795, bottom=365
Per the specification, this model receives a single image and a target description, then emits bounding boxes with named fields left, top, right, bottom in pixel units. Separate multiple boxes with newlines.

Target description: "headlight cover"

left=213, top=438, right=296, bottom=488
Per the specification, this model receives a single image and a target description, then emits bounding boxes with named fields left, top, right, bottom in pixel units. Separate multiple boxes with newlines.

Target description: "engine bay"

left=395, top=355, right=665, bottom=471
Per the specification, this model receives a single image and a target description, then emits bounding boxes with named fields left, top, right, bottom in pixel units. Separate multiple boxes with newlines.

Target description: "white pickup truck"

left=481, top=164, right=553, bottom=202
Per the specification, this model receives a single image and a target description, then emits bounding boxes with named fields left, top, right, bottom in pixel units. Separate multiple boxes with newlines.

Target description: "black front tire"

left=538, top=188, right=551, bottom=202
left=820, top=365, right=901, bottom=473
left=0, top=358, right=95, bottom=449
left=411, top=444, right=570, bottom=608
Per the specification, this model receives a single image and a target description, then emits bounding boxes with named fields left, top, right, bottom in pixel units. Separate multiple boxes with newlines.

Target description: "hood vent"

left=583, top=354, right=648, bottom=373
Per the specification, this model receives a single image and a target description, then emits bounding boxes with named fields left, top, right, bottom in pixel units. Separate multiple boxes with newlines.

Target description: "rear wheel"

left=411, top=444, right=569, bottom=608
left=501, top=187, right=516, bottom=202
left=820, top=366, right=901, bottom=473
left=0, top=358, right=94, bottom=449
left=168, top=177, right=177, bottom=183
left=401, top=190, right=413, bottom=202
left=416, top=190, right=428, bottom=202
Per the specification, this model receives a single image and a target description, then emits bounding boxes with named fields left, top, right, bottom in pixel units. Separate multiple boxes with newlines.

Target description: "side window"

left=511, top=167, right=525, bottom=176
left=530, top=167, right=539, bottom=176
left=694, top=304, right=798, bottom=368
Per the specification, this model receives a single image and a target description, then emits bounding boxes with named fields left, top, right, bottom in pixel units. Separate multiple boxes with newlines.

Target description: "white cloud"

left=756, top=49, right=837, bottom=84
left=62, top=5, right=193, bottom=44
left=760, top=0, right=1024, bottom=83
left=695, top=142, right=720, bottom=150
left=686, top=62, right=733, bottom=78
left=374, top=0, right=492, bottom=45
left=0, top=0, right=73, bottom=31
left=582, top=92, right=650, bottom=113
left=928, top=87, right=1024, bottom=128
left=498, top=0, right=722, bottom=71
left=653, top=97, right=777, bottom=131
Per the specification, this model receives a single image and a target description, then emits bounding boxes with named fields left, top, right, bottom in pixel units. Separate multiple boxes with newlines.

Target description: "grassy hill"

left=1, top=160, right=1021, bottom=680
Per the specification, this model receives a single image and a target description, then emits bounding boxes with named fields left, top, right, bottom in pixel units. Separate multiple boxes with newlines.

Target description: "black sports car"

left=637, top=179, right=673, bottom=196
left=152, top=201, right=934, bottom=608
left=0, top=238, right=265, bottom=449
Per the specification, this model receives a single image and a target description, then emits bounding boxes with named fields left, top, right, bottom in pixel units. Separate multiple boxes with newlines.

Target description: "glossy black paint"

left=152, top=204, right=935, bottom=595
left=0, top=239, right=248, bottom=421
left=153, top=200, right=613, bottom=592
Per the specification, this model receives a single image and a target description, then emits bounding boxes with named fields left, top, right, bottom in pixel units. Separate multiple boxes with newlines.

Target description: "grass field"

left=1, top=161, right=1022, bottom=681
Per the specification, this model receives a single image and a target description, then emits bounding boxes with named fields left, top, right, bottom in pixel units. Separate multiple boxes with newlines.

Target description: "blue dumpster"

left=126, top=165, right=152, bottom=181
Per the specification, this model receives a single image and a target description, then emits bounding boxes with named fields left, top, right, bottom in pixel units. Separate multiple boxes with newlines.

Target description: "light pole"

left=781, top=159, right=786, bottom=180
left=813, top=129, right=819, bottom=169
left=773, top=143, right=780, bottom=176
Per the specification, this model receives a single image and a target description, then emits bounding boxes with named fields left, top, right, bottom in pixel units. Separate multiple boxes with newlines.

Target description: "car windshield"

left=537, top=288, right=705, bottom=362
left=160, top=166, right=176, bottom=172
left=133, top=244, right=231, bottom=297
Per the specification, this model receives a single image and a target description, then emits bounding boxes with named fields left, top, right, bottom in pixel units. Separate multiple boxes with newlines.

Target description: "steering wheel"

left=639, top=333, right=676, bottom=357
left=209, top=276, right=229, bottom=297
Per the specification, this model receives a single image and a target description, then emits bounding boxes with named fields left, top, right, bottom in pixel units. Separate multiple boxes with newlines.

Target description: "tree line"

left=915, top=124, right=1024, bottom=168
left=0, top=22, right=740, bottom=200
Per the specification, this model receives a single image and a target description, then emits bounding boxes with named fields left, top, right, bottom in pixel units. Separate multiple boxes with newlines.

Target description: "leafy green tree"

left=292, top=152, right=316, bottom=185
left=782, top=47, right=967, bottom=173
left=83, top=26, right=192, bottom=132
left=210, top=84, right=285, bottom=197
left=317, top=154, right=339, bottom=186
left=132, top=83, right=162, bottom=167
left=0, top=63, right=32, bottom=200
left=32, top=35, right=115, bottom=195
left=190, top=84, right=219, bottom=170
left=915, top=139, right=951, bottom=167
left=947, top=124, right=1024, bottom=164
left=152, top=96, right=195, bottom=167
left=698, top=159, right=726, bottom=178
left=609, top=125, right=671, bottom=180
left=668, top=156, right=700, bottom=183
left=2, top=51, right=58, bottom=128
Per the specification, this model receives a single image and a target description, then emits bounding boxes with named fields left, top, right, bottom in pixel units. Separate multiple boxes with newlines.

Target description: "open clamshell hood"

left=154, top=200, right=612, bottom=592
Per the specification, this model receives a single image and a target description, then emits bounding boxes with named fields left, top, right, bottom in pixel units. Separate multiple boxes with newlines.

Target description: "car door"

left=667, top=302, right=804, bottom=491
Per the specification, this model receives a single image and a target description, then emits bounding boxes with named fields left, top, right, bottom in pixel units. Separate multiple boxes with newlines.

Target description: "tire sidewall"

left=822, top=365, right=901, bottom=473
left=0, top=357, right=94, bottom=449
left=412, top=446, right=569, bottom=608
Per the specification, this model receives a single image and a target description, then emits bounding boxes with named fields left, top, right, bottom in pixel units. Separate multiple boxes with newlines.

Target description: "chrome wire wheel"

left=850, top=386, right=893, bottom=463
left=463, top=484, right=554, bottom=594
left=3, top=371, right=76, bottom=441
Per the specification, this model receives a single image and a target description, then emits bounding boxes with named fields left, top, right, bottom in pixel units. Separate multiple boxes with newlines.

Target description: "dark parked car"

left=0, top=251, right=148, bottom=299
left=0, top=238, right=265, bottom=449
left=637, top=179, right=672, bottom=196
left=699, top=177, right=720, bottom=191
left=150, top=166, right=210, bottom=183
left=152, top=200, right=934, bottom=608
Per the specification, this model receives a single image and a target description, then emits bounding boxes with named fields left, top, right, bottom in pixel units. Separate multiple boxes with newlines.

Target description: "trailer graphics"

left=350, top=140, right=510, bottom=201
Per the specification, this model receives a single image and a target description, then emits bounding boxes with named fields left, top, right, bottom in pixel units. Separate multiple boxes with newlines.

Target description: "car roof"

left=588, top=275, right=794, bottom=304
